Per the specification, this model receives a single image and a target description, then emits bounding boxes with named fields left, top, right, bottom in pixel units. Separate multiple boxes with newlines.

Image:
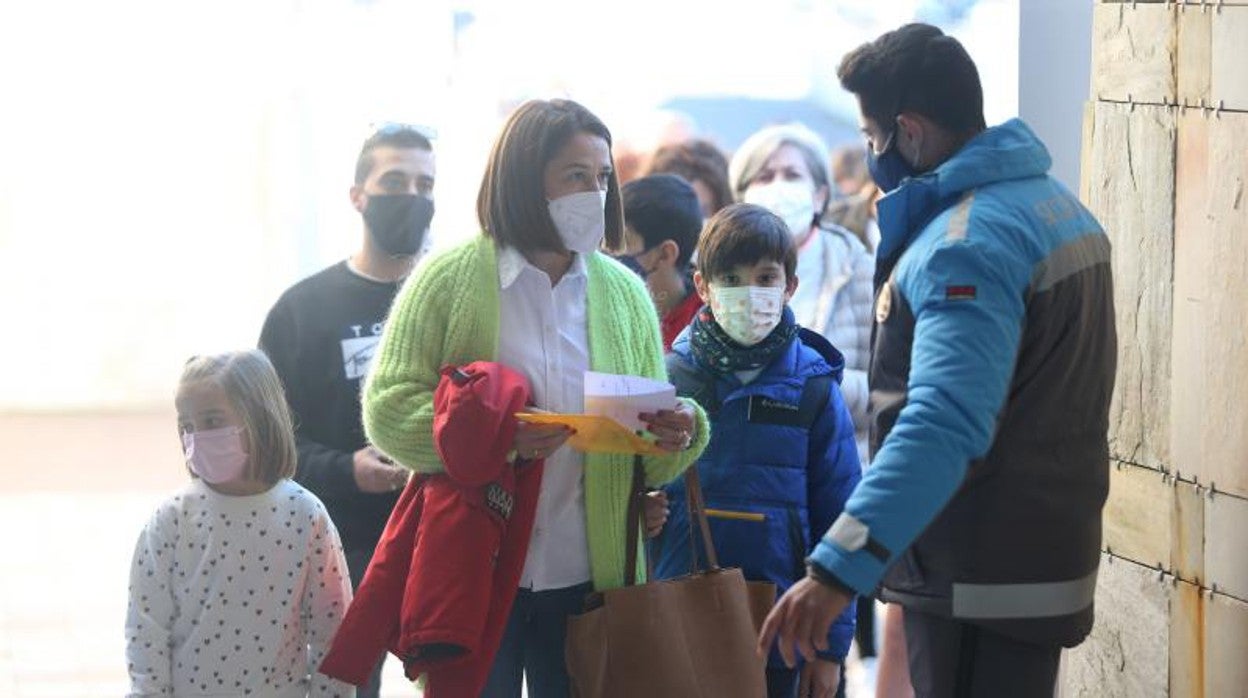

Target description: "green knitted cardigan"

left=362, top=234, right=710, bottom=591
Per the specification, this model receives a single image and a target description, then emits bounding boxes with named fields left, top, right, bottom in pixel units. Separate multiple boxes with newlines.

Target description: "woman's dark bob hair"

left=477, top=98, right=625, bottom=253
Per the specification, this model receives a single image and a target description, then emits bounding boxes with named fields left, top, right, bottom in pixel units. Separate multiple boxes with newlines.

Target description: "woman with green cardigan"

left=362, top=99, right=709, bottom=697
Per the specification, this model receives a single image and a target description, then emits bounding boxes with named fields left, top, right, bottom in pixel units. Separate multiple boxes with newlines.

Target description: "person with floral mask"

left=652, top=203, right=862, bottom=698
left=259, top=123, right=435, bottom=697
left=126, top=350, right=354, bottom=698
left=729, top=124, right=874, bottom=469
left=362, top=99, right=708, bottom=698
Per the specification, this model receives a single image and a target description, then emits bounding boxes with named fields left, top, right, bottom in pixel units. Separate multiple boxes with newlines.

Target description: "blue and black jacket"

left=808, top=119, right=1117, bottom=647
left=655, top=327, right=862, bottom=664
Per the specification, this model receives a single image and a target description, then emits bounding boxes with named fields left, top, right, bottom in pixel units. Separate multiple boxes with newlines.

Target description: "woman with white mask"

left=729, top=123, right=874, bottom=467
left=363, top=99, right=708, bottom=698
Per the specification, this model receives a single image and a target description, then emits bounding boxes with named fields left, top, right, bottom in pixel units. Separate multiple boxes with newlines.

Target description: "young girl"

left=126, top=350, right=355, bottom=698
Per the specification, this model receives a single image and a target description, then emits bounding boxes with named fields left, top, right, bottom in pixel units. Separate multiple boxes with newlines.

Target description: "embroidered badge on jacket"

left=484, top=483, right=514, bottom=520
left=945, top=285, right=977, bottom=301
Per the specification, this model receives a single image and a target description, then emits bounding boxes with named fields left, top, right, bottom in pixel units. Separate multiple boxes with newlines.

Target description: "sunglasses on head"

left=368, top=121, right=438, bottom=141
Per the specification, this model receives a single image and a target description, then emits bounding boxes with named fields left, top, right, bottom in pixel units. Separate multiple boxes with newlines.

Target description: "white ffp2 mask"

left=743, top=180, right=817, bottom=240
left=548, top=190, right=608, bottom=253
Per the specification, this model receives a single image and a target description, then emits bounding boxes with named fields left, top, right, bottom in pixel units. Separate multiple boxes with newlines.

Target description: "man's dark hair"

left=697, top=203, right=796, bottom=283
left=644, top=139, right=734, bottom=215
left=622, top=174, right=703, bottom=269
left=837, top=23, right=986, bottom=136
left=354, top=125, right=434, bottom=185
left=477, top=99, right=624, bottom=253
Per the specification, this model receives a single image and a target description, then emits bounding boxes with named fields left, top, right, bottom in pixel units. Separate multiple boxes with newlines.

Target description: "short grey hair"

left=728, top=123, right=833, bottom=202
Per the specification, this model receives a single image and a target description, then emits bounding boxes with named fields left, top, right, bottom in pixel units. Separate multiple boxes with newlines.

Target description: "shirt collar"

left=497, top=245, right=588, bottom=290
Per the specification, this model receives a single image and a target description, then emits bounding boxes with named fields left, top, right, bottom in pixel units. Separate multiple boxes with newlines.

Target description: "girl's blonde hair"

left=180, top=350, right=297, bottom=484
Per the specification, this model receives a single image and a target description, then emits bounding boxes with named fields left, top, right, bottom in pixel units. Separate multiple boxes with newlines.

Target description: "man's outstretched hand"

left=757, top=574, right=853, bottom=668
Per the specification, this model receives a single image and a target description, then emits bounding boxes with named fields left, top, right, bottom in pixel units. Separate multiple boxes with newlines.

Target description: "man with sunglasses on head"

left=260, top=123, right=436, bottom=698
left=761, top=24, right=1115, bottom=697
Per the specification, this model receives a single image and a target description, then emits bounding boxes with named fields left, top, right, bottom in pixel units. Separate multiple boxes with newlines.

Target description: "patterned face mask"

left=708, top=285, right=785, bottom=347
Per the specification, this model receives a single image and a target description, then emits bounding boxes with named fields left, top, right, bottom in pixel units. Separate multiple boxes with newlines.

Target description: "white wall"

left=1018, top=0, right=1093, bottom=191
left=0, top=0, right=1023, bottom=411
left=0, top=0, right=453, bottom=410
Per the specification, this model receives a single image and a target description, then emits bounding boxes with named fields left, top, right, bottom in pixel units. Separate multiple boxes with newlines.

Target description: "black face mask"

left=616, top=252, right=653, bottom=280
left=867, top=131, right=919, bottom=193
left=363, top=194, right=434, bottom=256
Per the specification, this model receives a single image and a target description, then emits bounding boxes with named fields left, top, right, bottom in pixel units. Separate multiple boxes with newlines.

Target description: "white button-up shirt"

left=497, top=245, right=592, bottom=590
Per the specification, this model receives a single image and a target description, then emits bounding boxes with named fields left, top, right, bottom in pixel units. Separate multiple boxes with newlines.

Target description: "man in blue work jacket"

left=760, top=23, right=1117, bottom=697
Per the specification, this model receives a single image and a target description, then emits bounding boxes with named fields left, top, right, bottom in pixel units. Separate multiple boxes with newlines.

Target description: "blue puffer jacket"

left=654, top=326, right=862, bottom=664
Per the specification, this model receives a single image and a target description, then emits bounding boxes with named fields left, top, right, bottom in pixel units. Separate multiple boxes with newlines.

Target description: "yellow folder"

left=515, top=412, right=666, bottom=456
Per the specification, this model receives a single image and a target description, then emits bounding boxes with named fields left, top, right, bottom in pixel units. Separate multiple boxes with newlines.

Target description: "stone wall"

left=1066, top=2, right=1248, bottom=696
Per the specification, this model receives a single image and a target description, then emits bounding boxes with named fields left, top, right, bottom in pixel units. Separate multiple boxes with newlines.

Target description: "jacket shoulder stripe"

left=944, top=191, right=977, bottom=241
left=1029, top=233, right=1111, bottom=294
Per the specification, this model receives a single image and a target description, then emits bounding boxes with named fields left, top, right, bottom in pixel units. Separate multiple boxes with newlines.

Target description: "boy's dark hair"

left=622, top=174, right=703, bottom=268
left=354, top=124, right=434, bottom=185
left=477, top=99, right=624, bottom=253
left=696, top=203, right=796, bottom=283
left=837, top=23, right=986, bottom=136
left=645, top=139, right=733, bottom=215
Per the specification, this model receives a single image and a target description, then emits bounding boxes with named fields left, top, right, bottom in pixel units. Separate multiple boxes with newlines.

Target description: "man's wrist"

left=806, top=559, right=855, bottom=597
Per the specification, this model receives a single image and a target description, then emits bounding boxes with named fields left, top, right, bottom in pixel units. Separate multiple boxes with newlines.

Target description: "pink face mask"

left=183, top=426, right=249, bottom=484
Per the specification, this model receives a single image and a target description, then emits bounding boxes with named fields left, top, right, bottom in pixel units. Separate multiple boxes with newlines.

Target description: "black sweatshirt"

left=259, top=261, right=401, bottom=553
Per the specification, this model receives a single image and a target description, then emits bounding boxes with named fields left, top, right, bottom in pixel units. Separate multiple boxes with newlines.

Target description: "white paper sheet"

left=583, top=371, right=678, bottom=433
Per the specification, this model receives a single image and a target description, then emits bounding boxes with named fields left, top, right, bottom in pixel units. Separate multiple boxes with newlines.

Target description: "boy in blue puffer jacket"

left=654, top=203, right=861, bottom=698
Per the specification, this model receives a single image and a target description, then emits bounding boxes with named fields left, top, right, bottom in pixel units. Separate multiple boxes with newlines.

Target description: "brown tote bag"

left=566, top=458, right=774, bottom=698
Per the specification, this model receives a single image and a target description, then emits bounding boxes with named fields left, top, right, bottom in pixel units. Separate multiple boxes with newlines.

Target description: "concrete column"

left=1018, top=0, right=1093, bottom=191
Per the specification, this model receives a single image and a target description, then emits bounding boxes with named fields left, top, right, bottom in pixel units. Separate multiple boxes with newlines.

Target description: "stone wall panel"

left=1084, top=102, right=1175, bottom=469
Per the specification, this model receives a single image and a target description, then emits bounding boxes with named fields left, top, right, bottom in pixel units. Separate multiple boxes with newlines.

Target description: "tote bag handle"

left=624, top=456, right=720, bottom=587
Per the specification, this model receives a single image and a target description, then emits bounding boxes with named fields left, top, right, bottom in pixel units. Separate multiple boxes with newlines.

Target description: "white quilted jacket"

left=791, top=225, right=876, bottom=466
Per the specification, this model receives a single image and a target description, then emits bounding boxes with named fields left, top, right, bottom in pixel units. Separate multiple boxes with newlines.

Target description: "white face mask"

left=709, top=285, right=785, bottom=347
left=183, top=426, right=249, bottom=484
left=743, top=180, right=817, bottom=240
left=548, top=190, right=608, bottom=253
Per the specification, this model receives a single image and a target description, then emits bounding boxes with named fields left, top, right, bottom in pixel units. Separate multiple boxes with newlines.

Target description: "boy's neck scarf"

left=690, top=305, right=798, bottom=376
